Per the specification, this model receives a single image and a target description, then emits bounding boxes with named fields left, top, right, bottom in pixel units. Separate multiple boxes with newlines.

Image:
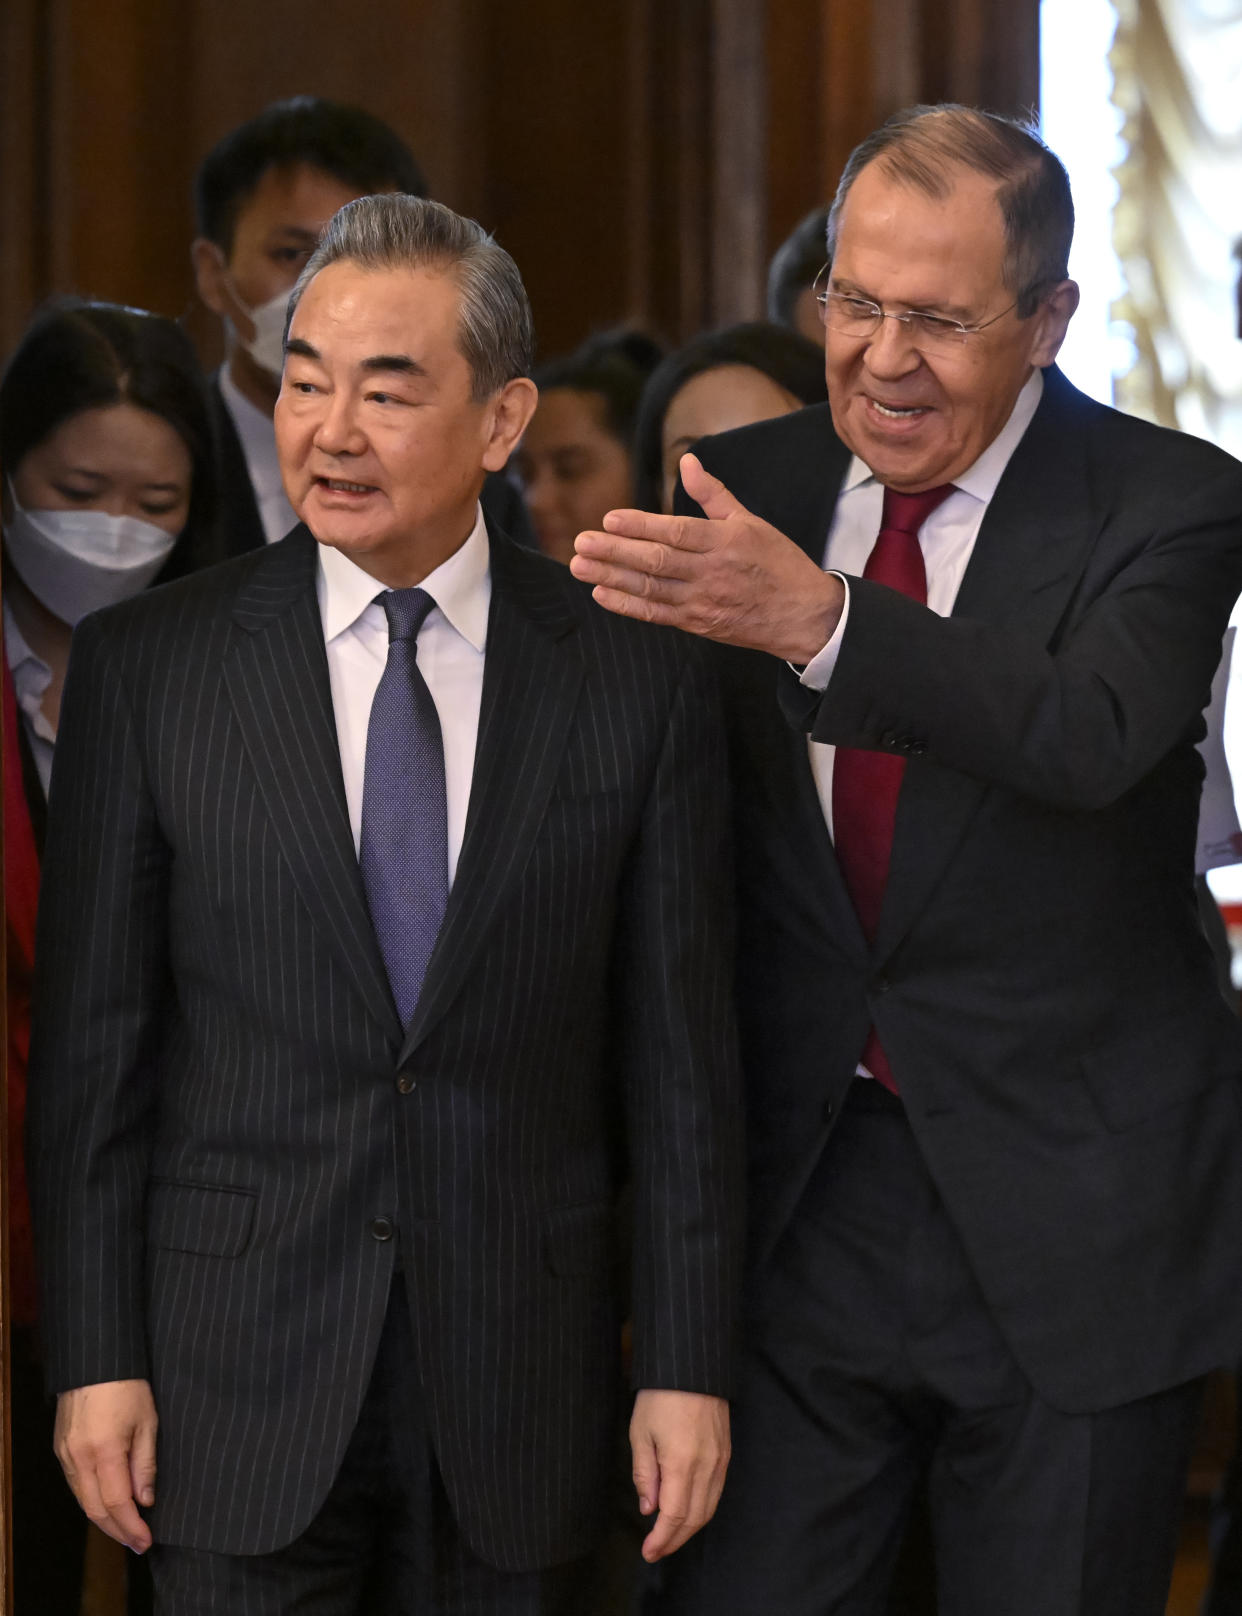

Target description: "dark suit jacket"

left=206, top=373, right=539, bottom=561
left=688, top=367, right=1242, bottom=1416
left=28, top=522, right=742, bottom=1567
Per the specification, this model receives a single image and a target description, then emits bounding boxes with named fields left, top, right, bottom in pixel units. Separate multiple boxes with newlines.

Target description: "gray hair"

left=826, top=105, right=1074, bottom=318
left=285, top=194, right=534, bottom=399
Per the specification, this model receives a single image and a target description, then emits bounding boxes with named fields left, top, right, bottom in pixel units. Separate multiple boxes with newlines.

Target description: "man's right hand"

left=54, top=1379, right=158, bottom=1552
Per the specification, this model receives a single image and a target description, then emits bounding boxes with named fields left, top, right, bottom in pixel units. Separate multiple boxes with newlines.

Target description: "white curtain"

left=1110, top=0, right=1242, bottom=451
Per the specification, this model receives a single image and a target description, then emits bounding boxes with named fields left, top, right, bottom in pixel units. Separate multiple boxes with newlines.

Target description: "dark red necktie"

left=831, top=483, right=954, bottom=1093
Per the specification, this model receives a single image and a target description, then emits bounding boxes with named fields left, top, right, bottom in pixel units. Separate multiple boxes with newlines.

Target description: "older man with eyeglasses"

left=574, top=104, right=1242, bottom=1615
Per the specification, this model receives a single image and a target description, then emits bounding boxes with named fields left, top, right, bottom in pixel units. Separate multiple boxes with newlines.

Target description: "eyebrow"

left=361, top=354, right=427, bottom=377
left=284, top=337, right=428, bottom=379
left=59, top=465, right=181, bottom=492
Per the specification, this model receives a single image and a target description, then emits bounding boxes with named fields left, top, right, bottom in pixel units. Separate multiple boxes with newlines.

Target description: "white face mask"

left=225, top=276, right=291, bottom=382
left=4, top=482, right=179, bottom=626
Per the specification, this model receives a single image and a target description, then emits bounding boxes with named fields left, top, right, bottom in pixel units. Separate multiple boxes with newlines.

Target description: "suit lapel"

left=874, top=369, right=1097, bottom=961
left=397, top=534, right=583, bottom=1063
left=223, top=529, right=404, bottom=1045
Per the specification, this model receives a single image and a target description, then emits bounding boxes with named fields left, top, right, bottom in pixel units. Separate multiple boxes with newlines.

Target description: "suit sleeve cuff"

left=792, top=573, right=851, bottom=690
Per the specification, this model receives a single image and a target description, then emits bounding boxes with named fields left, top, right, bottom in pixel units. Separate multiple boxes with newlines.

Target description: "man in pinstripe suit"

left=28, top=196, right=742, bottom=1614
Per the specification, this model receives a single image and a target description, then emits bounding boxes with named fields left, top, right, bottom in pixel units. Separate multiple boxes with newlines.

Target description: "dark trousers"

left=149, top=1274, right=586, bottom=1615
left=656, top=1082, right=1204, bottom=1616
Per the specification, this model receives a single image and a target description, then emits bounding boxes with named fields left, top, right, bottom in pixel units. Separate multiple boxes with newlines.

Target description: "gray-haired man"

left=575, top=105, right=1242, bottom=1614
left=30, top=196, right=742, bottom=1613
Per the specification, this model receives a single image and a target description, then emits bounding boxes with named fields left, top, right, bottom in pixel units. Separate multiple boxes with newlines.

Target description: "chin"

left=309, top=521, right=383, bottom=555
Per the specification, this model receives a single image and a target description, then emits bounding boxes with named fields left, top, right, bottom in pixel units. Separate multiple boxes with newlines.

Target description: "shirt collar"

left=3, top=599, right=51, bottom=688
left=317, top=503, right=492, bottom=650
left=840, top=367, right=1045, bottom=501
left=218, top=364, right=286, bottom=499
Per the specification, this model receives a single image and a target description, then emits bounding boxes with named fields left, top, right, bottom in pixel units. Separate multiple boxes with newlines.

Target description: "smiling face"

left=275, top=258, right=535, bottom=586
left=11, top=402, right=193, bottom=534
left=825, top=161, right=1076, bottom=491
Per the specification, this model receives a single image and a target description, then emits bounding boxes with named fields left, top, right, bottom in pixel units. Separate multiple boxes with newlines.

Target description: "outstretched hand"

left=571, top=451, right=844, bottom=663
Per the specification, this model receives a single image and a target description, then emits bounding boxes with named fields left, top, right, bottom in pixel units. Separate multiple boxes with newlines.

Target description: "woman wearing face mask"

left=1, top=299, right=215, bottom=1616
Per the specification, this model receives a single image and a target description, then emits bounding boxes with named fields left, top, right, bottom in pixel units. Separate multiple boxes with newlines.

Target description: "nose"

left=311, top=390, right=367, bottom=458
left=861, top=313, right=923, bottom=381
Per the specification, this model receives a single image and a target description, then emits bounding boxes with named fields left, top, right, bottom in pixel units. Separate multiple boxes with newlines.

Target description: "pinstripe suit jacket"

left=27, top=522, right=742, bottom=1567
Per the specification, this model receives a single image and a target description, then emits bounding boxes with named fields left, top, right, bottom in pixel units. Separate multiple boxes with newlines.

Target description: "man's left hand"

left=571, top=451, right=844, bottom=663
left=630, top=1388, right=731, bottom=1562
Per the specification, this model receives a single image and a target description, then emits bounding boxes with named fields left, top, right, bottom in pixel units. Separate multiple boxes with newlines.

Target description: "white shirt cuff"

left=796, top=574, right=851, bottom=692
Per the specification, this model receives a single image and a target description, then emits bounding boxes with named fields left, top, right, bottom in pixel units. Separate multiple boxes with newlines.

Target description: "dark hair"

left=288, top=194, right=534, bottom=401
left=827, top=104, right=1074, bottom=318
left=195, top=96, right=427, bottom=253
left=634, top=322, right=827, bottom=511
left=767, top=207, right=830, bottom=328
left=532, top=328, right=665, bottom=447
left=0, top=300, right=216, bottom=579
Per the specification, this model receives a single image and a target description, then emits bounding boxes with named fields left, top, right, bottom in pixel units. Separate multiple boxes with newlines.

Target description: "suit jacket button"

left=370, top=1216, right=395, bottom=1242
left=395, top=1073, right=415, bottom=1094
left=875, top=975, right=892, bottom=994
left=908, top=739, right=928, bottom=756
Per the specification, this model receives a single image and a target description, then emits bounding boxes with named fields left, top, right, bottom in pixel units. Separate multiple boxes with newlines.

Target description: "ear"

left=192, top=238, right=231, bottom=319
left=1028, top=279, right=1080, bottom=369
left=481, top=377, right=539, bottom=472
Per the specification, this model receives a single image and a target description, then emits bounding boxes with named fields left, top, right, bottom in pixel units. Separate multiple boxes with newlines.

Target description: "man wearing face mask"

left=193, top=98, right=537, bottom=559
left=191, top=98, right=429, bottom=556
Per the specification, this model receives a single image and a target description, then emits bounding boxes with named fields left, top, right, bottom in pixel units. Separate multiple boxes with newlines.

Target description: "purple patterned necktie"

left=359, top=587, right=448, bottom=1029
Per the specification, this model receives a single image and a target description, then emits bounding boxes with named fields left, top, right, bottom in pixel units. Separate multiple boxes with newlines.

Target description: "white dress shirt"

left=316, top=506, right=491, bottom=881
left=219, top=365, right=300, bottom=544
left=3, top=599, right=55, bottom=795
left=803, top=369, right=1045, bottom=834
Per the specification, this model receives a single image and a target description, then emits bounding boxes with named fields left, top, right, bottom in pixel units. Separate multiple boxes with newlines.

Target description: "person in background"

left=767, top=206, right=831, bottom=343
left=2, top=299, right=215, bottom=1616
left=192, top=95, right=535, bottom=556
left=513, top=329, right=663, bottom=563
left=191, top=96, right=427, bottom=556
left=633, top=322, right=827, bottom=513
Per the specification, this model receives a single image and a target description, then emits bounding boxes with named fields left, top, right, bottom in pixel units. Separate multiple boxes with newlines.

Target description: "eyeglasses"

left=812, top=265, right=1019, bottom=351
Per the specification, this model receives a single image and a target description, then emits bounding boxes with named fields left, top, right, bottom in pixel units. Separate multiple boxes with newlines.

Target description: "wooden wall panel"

left=0, top=0, right=48, bottom=357
left=183, top=0, right=484, bottom=216
left=43, top=0, right=193, bottom=316
left=479, top=0, right=637, bottom=356
left=765, top=0, right=1036, bottom=270
left=707, top=0, right=768, bottom=327
left=0, top=0, right=1040, bottom=363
